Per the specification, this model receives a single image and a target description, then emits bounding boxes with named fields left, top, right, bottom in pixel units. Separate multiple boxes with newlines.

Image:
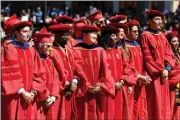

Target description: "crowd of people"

left=1, top=7, right=180, bottom=120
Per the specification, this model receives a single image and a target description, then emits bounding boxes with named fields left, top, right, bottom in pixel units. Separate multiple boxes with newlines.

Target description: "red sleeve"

left=140, top=32, right=164, bottom=76
left=98, top=49, right=115, bottom=96
left=163, top=35, right=176, bottom=68
left=121, top=50, right=138, bottom=86
left=51, top=49, right=67, bottom=89
left=38, top=87, right=50, bottom=101
left=50, top=62, right=60, bottom=97
left=1, top=43, right=24, bottom=95
left=168, top=61, right=180, bottom=86
left=31, top=49, right=46, bottom=94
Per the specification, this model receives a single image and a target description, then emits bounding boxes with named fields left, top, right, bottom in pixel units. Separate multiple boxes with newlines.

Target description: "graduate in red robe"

left=109, top=22, right=138, bottom=119
left=126, top=20, right=152, bottom=119
left=140, top=10, right=177, bottom=119
left=1, top=19, right=45, bottom=120
left=54, top=15, right=79, bottom=48
left=166, top=31, right=180, bottom=120
left=33, top=27, right=63, bottom=120
left=49, top=24, right=89, bottom=120
left=99, top=25, right=138, bottom=119
left=73, top=25, right=115, bottom=120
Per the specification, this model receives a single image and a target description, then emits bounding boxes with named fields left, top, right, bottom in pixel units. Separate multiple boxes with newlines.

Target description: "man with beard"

left=49, top=24, right=89, bottom=120
left=52, top=15, right=79, bottom=48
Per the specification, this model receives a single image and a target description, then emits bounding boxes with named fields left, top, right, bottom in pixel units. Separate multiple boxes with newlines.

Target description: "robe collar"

left=76, top=37, right=83, bottom=41
left=146, top=28, right=160, bottom=34
left=115, top=41, right=122, bottom=47
left=75, top=42, right=98, bottom=49
left=39, top=54, right=47, bottom=59
left=125, top=39, right=139, bottom=46
left=11, top=40, right=29, bottom=49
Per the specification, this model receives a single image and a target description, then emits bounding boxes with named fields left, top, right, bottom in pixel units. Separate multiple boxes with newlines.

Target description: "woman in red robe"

left=140, top=10, right=177, bottom=119
left=108, top=22, right=139, bottom=119
left=99, top=25, right=139, bottom=119
left=166, top=31, right=180, bottom=120
left=1, top=18, right=45, bottom=120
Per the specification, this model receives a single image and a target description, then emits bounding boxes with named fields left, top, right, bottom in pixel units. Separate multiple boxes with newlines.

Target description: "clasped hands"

left=65, top=82, right=78, bottom=96
left=161, top=69, right=168, bottom=83
left=44, top=96, right=56, bottom=107
left=138, top=74, right=152, bottom=85
left=21, top=90, right=36, bottom=104
left=88, top=84, right=102, bottom=93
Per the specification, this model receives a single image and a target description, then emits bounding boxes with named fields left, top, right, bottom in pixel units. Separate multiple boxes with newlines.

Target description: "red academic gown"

left=51, top=45, right=89, bottom=120
left=105, top=47, right=137, bottom=120
left=125, top=40, right=148, bottom=119
left=1, top=40, right=45, bottom=120
left=67, top=36, right=80, bottom=48
left=140, top=30, right=176, bottom=119
left=73, top=43, right=115, bottom=120
left=36, top=56, right=61, bottom=120
left=169, top=53, right=180, bottom=120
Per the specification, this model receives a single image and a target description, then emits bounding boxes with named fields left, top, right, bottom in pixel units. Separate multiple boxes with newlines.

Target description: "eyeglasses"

left=39, top=43, right=53, bottom=48
left=96, top=20, right=105, bottom=24
left=88, top=35, right=97, bottom=40
left=44, top=44, right=53, bottom=48
left=21, top=30, right=31, bottom=33
left=131, top=30, right=138, bottom=33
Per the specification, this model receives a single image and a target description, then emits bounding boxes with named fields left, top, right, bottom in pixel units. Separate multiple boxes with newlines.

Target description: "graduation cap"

left=146, top=10, right=164, bottom=19
left=166, top=31, right=178, bottom=39
left=3, top=14, right=20, bottom=33
left=13, top=18, right=32, bottom=30
left=79, top=25, right=100, bottom=33
left=126, top=19, right=140, bottom=28
left=101, top=25, right=119, bottom=34
left=108, top=23, right=128, bottom=32
left=55, top=15, right=75, bottom=24
left=87, top=10, right=104, bottom=24
left=49, top=24, right=72, bottom=32
left=109, top=14, right=127, bottom=23
left=34, top=27, right=54, bottom=38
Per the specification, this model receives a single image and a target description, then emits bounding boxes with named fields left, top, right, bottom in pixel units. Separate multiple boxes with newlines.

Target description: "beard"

left=56, top=39, right=68, bottom=47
